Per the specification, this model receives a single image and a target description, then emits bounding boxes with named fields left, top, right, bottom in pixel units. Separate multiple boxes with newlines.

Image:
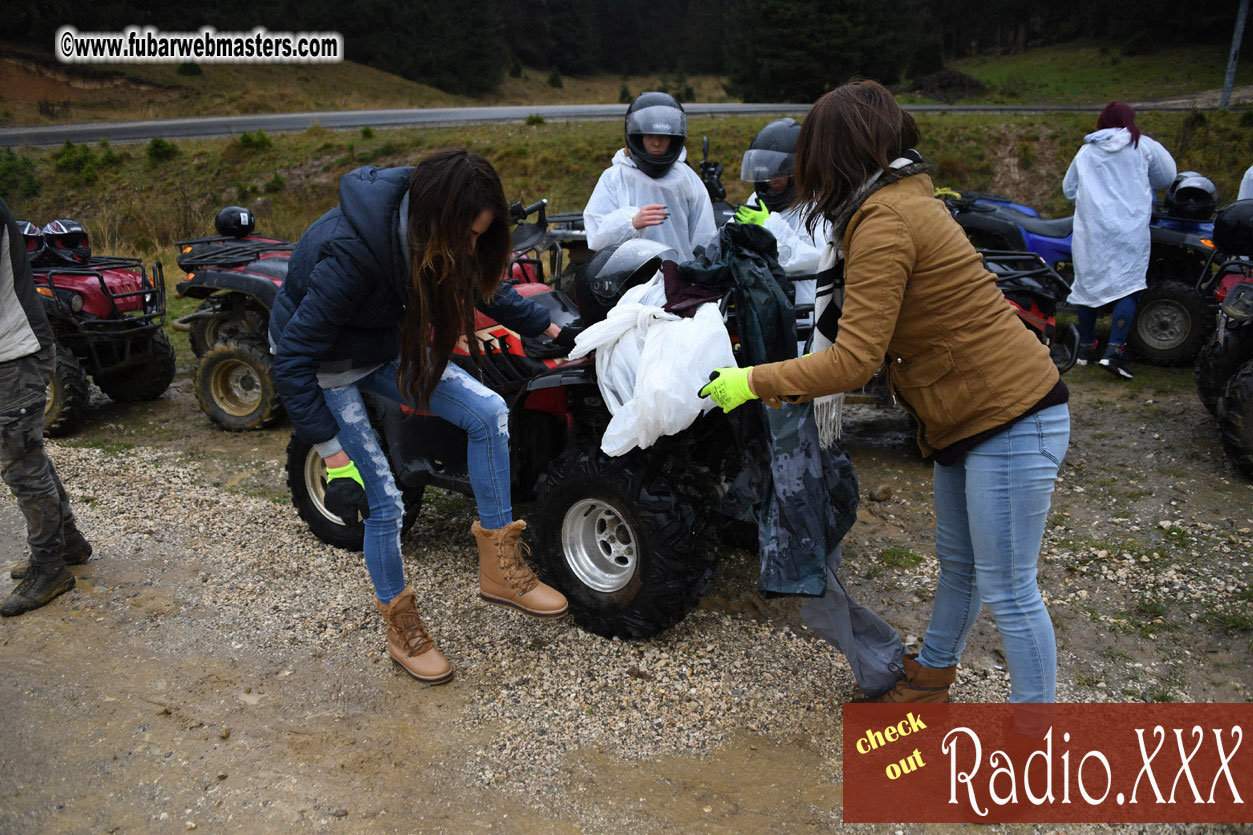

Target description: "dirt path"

left=1, top=360, right=1250, bottom=832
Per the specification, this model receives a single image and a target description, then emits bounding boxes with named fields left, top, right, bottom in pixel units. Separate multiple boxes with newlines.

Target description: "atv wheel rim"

left=1138, top=301, right=1188, bottom=351
left=304, top=450, right=349, bottom=526
left=562, top=499, right=638, bottom=593
left=210, top=359, right=262, bottom=417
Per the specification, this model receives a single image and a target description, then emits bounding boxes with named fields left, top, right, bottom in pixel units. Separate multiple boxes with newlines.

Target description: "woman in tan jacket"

left=701, top=81, right=1069, bottom=705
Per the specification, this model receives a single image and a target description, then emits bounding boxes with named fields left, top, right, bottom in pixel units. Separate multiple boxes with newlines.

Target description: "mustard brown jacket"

left=751, top=172, right=1060, bottom=456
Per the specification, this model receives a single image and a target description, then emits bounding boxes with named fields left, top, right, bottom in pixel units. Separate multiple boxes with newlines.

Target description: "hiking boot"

left=375, top=588, right=453, bottom=684
left=1098, top=346, right=1133, bottom=380
left=10, top=526, right=92, bottom=580
left=1075, top=341, right=1099, bottom=366
left=473, top=521, right=568, bottom=619
left=1, top=563, right=76, bottom=617
left=861, top=653, right=956, bottom=703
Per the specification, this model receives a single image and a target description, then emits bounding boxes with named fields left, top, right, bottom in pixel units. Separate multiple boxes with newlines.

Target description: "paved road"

left=1, top=100, right=1206, bottom=148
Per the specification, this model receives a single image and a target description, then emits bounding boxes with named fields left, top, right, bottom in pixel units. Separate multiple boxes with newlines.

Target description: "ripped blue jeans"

left=322, top=359, right=512, bottom=603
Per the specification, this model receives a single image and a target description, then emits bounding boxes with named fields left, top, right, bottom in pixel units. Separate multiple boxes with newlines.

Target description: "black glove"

left=324, top=461, right=370, bottom=521
left=553, top=324, right=582, bottom=349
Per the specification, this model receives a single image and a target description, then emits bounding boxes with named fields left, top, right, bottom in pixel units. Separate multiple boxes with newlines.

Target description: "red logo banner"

left=843, top=703, right=1253, bottom=823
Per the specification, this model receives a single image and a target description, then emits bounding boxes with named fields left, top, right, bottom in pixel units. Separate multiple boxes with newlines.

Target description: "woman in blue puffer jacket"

left=271, top=150, right=572, bottom=684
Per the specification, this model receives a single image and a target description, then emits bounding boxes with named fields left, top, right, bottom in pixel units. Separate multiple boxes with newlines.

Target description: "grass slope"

left=932, top=42, right=1252, bottom=105
left=5, top=110, right=1246, bottom=258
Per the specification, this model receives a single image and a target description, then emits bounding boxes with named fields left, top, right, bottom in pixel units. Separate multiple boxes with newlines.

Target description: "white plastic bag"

left=570, top=277, right=736, bottom=456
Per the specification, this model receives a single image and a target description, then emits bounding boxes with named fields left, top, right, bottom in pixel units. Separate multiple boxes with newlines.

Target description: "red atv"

left=19, top=219, right=174, bottom=436
left=172, top=207, right=293, bottom=431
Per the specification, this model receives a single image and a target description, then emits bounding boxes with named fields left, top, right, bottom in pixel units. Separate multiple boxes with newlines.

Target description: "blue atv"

left=939, top=179, right=1219, bottom=365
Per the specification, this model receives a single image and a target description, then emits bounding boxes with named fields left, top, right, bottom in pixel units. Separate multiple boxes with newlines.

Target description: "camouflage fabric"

left=0, top=345, right=73, bottom=566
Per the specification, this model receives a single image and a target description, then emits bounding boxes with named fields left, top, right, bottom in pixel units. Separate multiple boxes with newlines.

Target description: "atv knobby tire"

left=286, top=432, right=422, bottom=551
left=194, top=338, right=284, bottom=431
left=44, top=347, right=89, bottom=438
left=189, top=296, right=268, bottom=358
left=1196, top=327, right=1253, bottom=417
left=93, top=330, right=177, bottom=402
left=1129, top=280, right=1214, bottom=366
left=1218, top=360, right=1253, bottom=479
left=532, top=446, right=715, bottom=639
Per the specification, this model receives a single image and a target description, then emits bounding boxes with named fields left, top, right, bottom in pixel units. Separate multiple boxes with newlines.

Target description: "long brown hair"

left=793, top=80, right=920, bottom=236
left=398, top=149, right=509, bottom=409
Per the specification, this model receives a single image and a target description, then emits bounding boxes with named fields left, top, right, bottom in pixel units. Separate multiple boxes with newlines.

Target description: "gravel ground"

left=0, top=361, right=1250, bottom=832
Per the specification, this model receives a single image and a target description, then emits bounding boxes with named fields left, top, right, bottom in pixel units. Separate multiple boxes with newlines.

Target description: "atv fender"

left=511, top=358, right=596, bottom=415
left=175, top=269, right=278, bottom=309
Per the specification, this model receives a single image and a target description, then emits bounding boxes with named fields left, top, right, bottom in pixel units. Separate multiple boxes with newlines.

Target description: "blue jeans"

left=918, top=404, right=1070, bottom=703
left=1077, top=294, right=1138, bottom=350
left=322, top=360, right=512, bottom=603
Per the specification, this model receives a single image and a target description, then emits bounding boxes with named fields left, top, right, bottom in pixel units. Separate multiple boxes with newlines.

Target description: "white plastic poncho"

left=1062, top=128, right=1177, bottom=307
left=1239, top=164, right=1253, bottom=201
left=568, top=276, right=735, bottom=457
left=583, top=148, right=718, bottom=262
left=744, top=192, right=830, bottom=279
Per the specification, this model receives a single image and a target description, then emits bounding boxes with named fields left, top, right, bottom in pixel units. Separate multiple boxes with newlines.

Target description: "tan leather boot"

left=864, top=653, right=956, bottom=703
left=375, top=589, right=453, bottom=684
left=472, top=520, right=568, bottom=618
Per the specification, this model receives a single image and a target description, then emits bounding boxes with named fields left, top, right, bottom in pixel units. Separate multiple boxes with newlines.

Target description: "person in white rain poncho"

left=583, top=92, right=717, bottom=262
left=735, top=117, right=830, bottom=276
left=735, top=117, right=835, bottom=360
left=1062, top=101, right=1176, bottom=380
left=1239, top=164, right=1253, bottom=201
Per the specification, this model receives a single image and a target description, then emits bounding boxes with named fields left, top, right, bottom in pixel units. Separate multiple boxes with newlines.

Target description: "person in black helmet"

left=735, top=118, right=831, bottom=275
left=583, top=91, right=716, bottom=261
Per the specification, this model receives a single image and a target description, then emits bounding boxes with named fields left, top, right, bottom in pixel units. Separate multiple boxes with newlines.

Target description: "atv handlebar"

left=509, top=199, right=549, bottom=224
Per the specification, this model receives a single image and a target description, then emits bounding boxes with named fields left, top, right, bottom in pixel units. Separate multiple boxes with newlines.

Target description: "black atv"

left=32, top=253, right=174, bottom=437
left=1194, top=200, right=1253, bottom=477
left=172, top=211, right=293, bottom=431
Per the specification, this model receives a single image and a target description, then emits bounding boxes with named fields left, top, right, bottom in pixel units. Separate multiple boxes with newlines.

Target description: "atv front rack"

left=34, top=258, right=167, bottom=328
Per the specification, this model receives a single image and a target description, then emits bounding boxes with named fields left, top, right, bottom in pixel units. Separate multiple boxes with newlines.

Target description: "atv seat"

left=1013, top=214, right=1074, bottom=239
left=246, top=258, right=289, bottom=281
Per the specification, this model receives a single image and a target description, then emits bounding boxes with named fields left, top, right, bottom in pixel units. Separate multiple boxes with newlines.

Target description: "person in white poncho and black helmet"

left=583, top=92, right=717, bottom=262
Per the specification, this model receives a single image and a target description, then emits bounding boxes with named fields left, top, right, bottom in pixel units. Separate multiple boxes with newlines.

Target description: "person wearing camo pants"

left=0, top=195, right=91, bottom=616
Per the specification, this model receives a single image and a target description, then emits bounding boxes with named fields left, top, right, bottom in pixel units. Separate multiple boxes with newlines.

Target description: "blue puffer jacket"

left=270, top=166, right=551, bottom=446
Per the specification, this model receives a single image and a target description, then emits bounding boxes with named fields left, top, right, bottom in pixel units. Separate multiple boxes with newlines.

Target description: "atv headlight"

left=67, top=292, right=83, bottom=313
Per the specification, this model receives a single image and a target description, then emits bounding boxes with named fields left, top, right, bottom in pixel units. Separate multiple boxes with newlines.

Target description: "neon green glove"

left=325, top=461, right=365, bottom=488
left=734, top=202, right=770, bottom=226
left=325, top=460, right=370, bottom=521
left=699, top=366, right=758, bottom=413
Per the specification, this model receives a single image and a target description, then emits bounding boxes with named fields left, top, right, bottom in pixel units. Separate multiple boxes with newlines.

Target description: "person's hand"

left=325, top=460, right=370, bottom=521
left=735, top=203, right=770, bottom=226
left=633, top=204, right=668, bottom=229
left=699, top=366, right=758, bottom=413
left=553, top=324, right=583, bottom=349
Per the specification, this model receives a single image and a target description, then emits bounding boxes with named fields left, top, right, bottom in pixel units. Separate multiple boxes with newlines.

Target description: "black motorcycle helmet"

left=740, top=117, right=801, bottom=213
left=41, top=219, right=91, bottom=265
left=1213, top=199, right=1253, bottom=256
left=624, top=92, right=687, bottom=179
left=575, top=239, right=677, bottom=324
left=16, top=220, right=46, bottom=264
left=215, top=205, right=255, bottom=238
left=1165, top=171, right=1218, bottom=220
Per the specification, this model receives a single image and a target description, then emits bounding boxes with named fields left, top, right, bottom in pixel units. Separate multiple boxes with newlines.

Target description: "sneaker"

left=1098, top=347, right=1133, bottom=380
left=1075, top=342, right=1099, bottom=367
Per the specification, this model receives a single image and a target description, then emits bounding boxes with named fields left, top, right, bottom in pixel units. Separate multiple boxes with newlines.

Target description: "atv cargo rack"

left=175, top=235, right=294, bottom=271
